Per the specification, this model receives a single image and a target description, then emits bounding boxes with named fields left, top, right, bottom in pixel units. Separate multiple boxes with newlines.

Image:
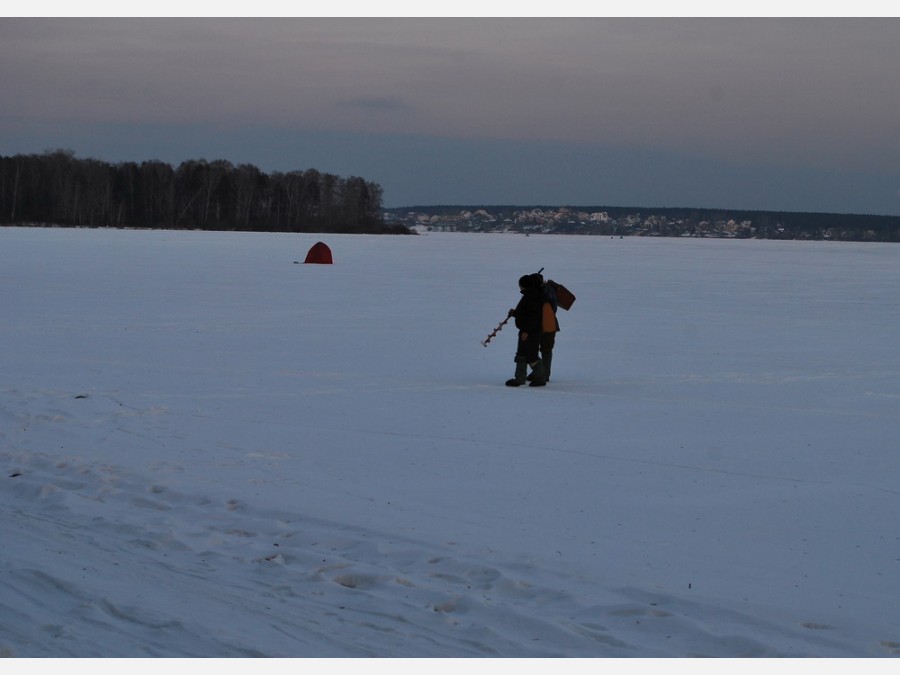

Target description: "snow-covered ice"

left=2, top=226, right=900, bottom=659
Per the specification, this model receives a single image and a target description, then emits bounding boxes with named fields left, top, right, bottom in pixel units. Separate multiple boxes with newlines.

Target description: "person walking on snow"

left=505, top=273, right=548, bottom=387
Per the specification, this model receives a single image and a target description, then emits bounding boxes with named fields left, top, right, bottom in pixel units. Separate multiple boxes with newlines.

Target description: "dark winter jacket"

left=512, top=274, right=544, bottom=362
left=514, top=286, right=544, bottom=335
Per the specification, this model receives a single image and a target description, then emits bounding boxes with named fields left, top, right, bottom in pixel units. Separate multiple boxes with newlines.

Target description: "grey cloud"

left=336, top=97, right=415, bottom=112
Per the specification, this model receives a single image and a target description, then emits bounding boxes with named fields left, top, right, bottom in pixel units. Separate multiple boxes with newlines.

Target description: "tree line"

left=0, top=150, right=408, bottom=234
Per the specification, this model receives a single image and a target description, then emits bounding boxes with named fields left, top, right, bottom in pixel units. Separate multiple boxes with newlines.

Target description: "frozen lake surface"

left=2, top=226, right=899, bottom=658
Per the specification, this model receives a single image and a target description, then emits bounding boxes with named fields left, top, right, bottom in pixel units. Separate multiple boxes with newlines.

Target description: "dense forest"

left=0, top=150, right=407, bottom=234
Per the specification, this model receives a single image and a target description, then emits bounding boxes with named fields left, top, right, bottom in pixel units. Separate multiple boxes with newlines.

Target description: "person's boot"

left=528, top=359, right=547, bottom=387
left=505, top=360, right=527, bottom=387
left=528, top=352, right=552, bottom=382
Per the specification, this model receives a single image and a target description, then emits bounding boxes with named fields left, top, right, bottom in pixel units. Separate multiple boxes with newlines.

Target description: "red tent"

left=304, top=241, right=333, bottom=264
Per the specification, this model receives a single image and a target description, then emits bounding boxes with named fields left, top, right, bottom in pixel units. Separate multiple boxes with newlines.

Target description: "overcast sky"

left=2, top=16, right=899, bottom=214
